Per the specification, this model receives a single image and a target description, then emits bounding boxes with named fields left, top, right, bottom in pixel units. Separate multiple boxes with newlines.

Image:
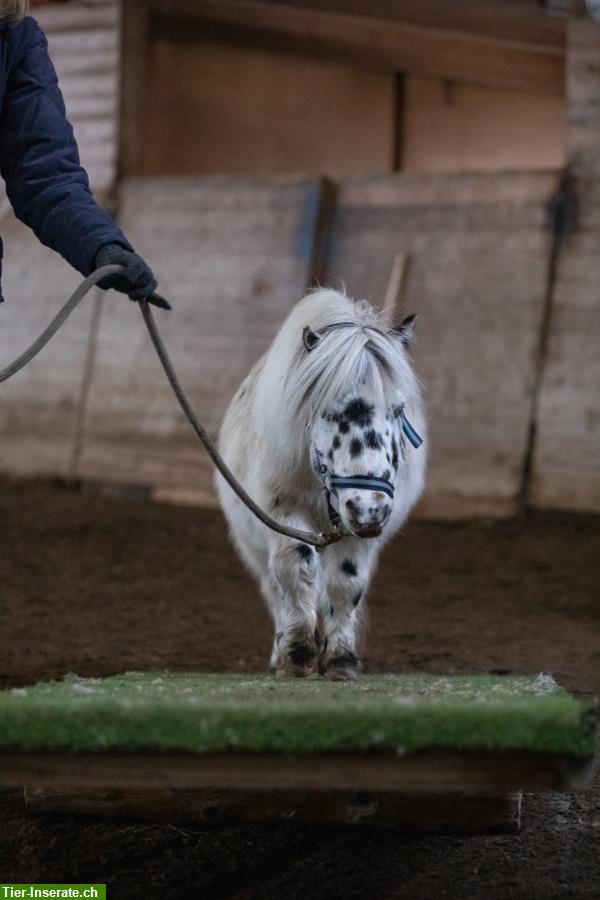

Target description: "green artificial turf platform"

left=0, top=672, right=595, bottom=758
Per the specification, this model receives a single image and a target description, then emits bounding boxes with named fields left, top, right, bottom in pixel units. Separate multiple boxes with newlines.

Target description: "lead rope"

left=0, top=265, right=344, bottom=551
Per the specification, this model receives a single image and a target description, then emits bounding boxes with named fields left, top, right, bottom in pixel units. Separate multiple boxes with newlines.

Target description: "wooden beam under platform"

left=1, top=749, right=594, bottom=794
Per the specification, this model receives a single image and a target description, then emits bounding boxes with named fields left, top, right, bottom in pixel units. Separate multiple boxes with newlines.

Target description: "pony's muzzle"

left=343, top=492, right=391, bottom=538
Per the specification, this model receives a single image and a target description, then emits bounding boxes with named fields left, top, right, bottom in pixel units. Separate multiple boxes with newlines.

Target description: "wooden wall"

left=0, top=0, right=119, bottom=479
left=325, top=172, right=556, bottom=518
left=2, top=1, right=599, bottom=518
left=403, top=76, right=566, bottom=173
left=529, top=9, right=600, bottom=512
left=140, top=38, right=395, bottom=177
left=75, top=176, right=333, bottom=503
left=122, top=2, right=566, bottom=179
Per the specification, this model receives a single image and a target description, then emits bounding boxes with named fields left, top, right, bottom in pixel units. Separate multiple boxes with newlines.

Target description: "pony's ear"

left=302, top=325, right=321, bottom=352
left=389, top=314, right=417, bottom=348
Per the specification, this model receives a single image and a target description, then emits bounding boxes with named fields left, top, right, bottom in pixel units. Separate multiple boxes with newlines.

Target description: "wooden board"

left=1, top=749, right=593, bottom=794
left=325, top=171, right=558, bottom=518
left=529, top=14, right=600, bottom=512
left=76, top=176, right=334, bottom=493
left=139, top=35, right=395, bottom=177
left=146, top=0, right=565, bottom=95
left=34, top=0, right=120, bottom=197
left=24, top=786, right=523, bottom=834
left=0, top=215, right=99, bottom=479
left=0, top=0, right=119, bottom=480
left=403, top=76, right=566, bottom=174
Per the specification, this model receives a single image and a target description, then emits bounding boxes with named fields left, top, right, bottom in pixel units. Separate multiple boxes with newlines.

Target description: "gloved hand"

left=94, top=243, right=171, bottom=309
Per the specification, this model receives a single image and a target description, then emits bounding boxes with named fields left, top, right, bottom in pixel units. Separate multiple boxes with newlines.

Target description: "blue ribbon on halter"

left=400, top=406, right=423, bottom=449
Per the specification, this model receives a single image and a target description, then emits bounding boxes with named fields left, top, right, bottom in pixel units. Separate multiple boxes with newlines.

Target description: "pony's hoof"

left=323, top=665, right=359, bottom=682
left=277, top=635, right=319, bottom=678
left=276, top=664, right=313, bottom=679
left=319, top=651, right=361, bottom=681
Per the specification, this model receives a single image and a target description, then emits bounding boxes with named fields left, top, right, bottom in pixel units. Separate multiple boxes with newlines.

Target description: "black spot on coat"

left=341, top=559, right=357, bottom=577
left=365, top=429, right=382, bottom=450
left=343, top=398, right=374, bottom=428
left=295, top=543, right=313, bottom=561
left=332, top=434, right=341, bottom=450
left=338, top=419, right=350, bottom=434
left=391, top=437, right=399, bottom=470
left=350, top=438, right=363, bottom=458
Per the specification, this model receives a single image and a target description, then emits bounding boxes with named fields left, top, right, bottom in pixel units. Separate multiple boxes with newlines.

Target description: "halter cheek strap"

left=399, top=406, right=423, bottom=449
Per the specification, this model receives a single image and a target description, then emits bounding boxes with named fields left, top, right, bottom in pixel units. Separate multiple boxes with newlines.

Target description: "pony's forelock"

left=253, top=289, right=419, bottom=468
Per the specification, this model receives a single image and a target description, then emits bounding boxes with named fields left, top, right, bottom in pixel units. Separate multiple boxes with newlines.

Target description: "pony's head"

left=253, top=289, right=425, bottom=537
left=306, top=315, right=419, bottom=538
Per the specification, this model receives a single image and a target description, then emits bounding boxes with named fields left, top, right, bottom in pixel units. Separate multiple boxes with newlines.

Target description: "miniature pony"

left=216, top=289, right=426, bottom=680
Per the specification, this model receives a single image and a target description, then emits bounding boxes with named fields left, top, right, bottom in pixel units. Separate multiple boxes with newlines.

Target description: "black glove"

left=94, top=243, right=171, bottom=309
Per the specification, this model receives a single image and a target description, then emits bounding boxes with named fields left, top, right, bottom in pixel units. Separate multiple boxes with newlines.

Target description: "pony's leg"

left=319, top=539, right=379, bottom=681
left=261, top=527, right=322, bottom=678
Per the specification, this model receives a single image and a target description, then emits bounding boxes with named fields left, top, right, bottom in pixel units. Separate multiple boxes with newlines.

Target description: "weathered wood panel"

left=0, top=215, right=99, bottom=478
left=148, top=0, right=564, bottom=96
left=34, top=0, right=120, bottom=197
left=403, top=76, right=566, bottom=174
left=1, top=748, right=592, bottom=794
left=530, top=12, right=600, bottom=512
left=77, top=177, right=332, bottom=493
left=325, top=172, right=557, bottom=518
left=24, top=786, right=523, bottom=834
left=139, top=31, right=394, bottom=177
left=0, top=1, right=120, bottom=479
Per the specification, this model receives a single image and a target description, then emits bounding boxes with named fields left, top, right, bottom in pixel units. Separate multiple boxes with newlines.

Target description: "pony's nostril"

left=369, top=504, right=391, bottom=523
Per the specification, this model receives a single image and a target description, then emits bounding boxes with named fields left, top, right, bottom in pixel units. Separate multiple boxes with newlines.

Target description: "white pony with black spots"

left=216, top=288, right=426, bottom=680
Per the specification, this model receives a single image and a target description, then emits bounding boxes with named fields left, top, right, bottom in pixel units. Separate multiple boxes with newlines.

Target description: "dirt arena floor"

left=1, top=477, right=599, bottom=899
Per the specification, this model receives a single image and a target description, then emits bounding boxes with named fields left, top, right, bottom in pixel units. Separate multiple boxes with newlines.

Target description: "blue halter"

left=329, top=475, right=395, bottom=498
left=399, top=405, right=423, bottom=449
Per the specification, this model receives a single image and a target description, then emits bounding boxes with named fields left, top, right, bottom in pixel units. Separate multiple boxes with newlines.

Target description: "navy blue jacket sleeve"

left=0, top=17, right=132, bottom=275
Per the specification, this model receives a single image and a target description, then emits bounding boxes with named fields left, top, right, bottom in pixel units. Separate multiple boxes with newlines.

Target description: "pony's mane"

left=253, top=289, right=419, bottom=467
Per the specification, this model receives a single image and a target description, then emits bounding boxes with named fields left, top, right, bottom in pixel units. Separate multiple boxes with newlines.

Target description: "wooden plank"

left=1, top=749, right=593, bottom=793
left=148, top=0, right=565, bottom=96
left=0, top=1, right=120, bottom=481
left=34, top=0, right=120, bottom=197
left=119, top=0, right=150, bottom=178
left=243, top=0, right=566, bottom=50
left=24, top=786, right=523, bottom=834
left=325, top=171, right=557, bottom=519
left=0, top=216, right=99, bottom=479
left=32, top=0, right=120, bottom=34
left=529, top=16, right=600, bottom=511
left=138, top=37, right=395, bottom=177
left=403, top=76, right=566, bottom=174
left=77, top=176, right=335, bottom=494
left=566, top=3, right=600, bottom=179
